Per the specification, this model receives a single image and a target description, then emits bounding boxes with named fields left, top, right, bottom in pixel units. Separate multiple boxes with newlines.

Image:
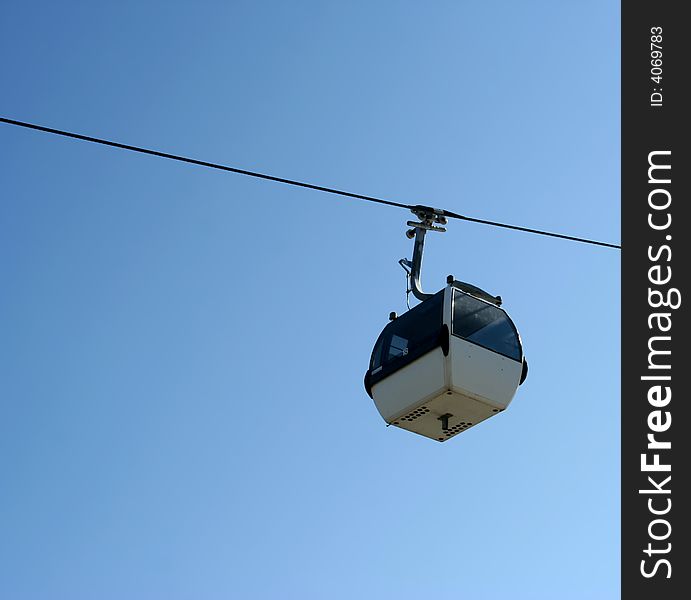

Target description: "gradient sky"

left=1, top=2, right=620, bottom=598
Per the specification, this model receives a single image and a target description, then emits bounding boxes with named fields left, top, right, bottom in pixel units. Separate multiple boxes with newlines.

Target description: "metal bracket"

left=438, top=413, right=453, bottom=431
left=400, top=205, right=447, bottom=302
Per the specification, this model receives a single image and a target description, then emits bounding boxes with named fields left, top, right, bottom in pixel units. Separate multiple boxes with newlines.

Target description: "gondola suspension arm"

left=399, top=206, right=447, bottom=302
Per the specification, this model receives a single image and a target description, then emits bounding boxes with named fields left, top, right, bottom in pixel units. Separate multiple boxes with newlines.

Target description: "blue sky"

left=1, top=2, right=620, bottom=598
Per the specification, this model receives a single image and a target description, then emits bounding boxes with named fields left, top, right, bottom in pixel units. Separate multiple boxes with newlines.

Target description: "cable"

left=0, top=117, right=408, bottom=211
left=441, top=208, right=621, bottom=249
left=1, top=116, right=620, bottom=250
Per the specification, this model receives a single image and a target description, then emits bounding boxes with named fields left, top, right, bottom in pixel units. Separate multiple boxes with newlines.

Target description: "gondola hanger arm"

left=401, top=206, right=448, bottom=302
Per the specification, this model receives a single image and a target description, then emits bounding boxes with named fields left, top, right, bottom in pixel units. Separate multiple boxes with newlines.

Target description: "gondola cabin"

left=364, top=279, right=527, bottom=442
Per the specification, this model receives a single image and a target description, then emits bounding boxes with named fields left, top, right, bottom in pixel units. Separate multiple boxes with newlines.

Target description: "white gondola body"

left=366, top=282, right=525, bottom=442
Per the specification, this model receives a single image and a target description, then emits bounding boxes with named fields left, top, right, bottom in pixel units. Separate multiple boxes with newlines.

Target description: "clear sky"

left=1, top=2, right=620, bottom=598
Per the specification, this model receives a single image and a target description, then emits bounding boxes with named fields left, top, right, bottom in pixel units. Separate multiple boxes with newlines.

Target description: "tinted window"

left=388, top=334, right=409, bottom=360
left=370, top=290, right=444, bottom=373
left=452, top=290, right=521, bottom=360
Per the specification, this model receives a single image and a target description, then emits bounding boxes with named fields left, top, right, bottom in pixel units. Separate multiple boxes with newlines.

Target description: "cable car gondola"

left=364, top=206, right=528, bottom=442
